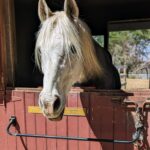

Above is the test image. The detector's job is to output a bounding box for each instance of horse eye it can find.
[70,45,76,54]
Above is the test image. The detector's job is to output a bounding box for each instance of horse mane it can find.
[35,12,102,81]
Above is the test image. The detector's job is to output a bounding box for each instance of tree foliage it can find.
[93,35,104,47]
[109,30,150,73]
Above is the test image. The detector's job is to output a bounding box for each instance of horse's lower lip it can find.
[48,109,64,121]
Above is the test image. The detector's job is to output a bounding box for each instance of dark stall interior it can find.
[14,0,150,87]
[14,0,41,87]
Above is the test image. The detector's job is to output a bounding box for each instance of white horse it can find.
[35,0,121,120]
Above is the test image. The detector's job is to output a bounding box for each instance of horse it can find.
[35,0,121,120]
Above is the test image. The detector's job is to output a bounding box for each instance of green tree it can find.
[109,30,150,74]
[93,35,104,47]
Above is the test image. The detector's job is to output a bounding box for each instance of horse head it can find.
[35,0,101,120]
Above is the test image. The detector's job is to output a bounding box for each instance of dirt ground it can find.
[122,78,150,89]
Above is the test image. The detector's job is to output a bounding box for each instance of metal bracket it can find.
[7,116,142,144]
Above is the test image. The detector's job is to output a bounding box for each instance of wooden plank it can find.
[99,96,114,150]
[0,0,16,88]
[33,92,57,150]
[68,93,78,150]
[13,91,27,150]
[3,0,16,86]
[6,101,16,150]
[0,31,4,91]
[89,93,103,150]
[46,118,57,150]
[78,92,90,150]
[0,0,6,91]
[28,106,86,116]
[25,92,36,150]
[113,98,126,150]
[90,93,114,150]
[35,93,47,150]
[0,105,8,150]
[56,116,67,150]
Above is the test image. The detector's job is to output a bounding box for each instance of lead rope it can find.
[133,106,144,149]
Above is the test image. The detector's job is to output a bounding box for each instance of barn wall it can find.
[0,89,149,150]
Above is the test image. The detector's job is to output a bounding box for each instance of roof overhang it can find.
[16,0,150,34]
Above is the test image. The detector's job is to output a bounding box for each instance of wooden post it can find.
[0,0,7,104]
[5,0,16,87]
[0,0,6,90]
[0,0,16,87]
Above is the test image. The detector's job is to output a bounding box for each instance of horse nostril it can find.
[54,96,61,112]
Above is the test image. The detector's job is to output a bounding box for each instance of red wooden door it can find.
[0,89,149,150]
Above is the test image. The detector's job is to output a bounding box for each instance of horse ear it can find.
[64,0,79,18]
[38,0,53,22]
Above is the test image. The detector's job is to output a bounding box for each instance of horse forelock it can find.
[35,12,102,78]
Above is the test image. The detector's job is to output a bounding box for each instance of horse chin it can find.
[47,109,65,121]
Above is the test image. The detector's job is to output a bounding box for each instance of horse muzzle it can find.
[39,95,65,120]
